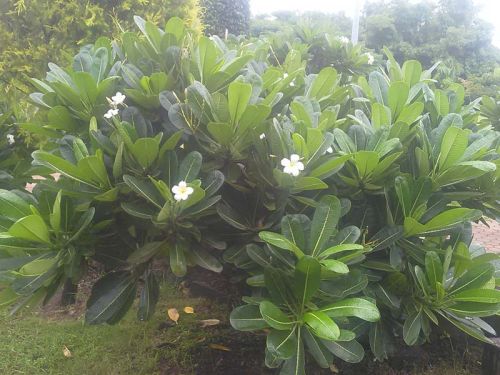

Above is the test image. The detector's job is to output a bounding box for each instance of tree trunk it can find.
[60,278,77,306]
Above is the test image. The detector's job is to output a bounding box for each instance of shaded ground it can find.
[0,268,489,375]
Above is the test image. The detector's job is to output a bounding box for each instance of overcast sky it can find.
[251,0,500,48]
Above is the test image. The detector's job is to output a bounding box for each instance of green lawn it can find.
[0,283,482,375]
[0,285,226,375]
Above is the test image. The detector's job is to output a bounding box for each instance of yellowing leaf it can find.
[209,343,231,351]
[63,345,72,358]
[168,308,180,323]
[183,306,194,314]
[200,319,220,327]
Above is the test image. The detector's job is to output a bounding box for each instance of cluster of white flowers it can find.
[338,36,350,44]
[172,181,194,201]
[6,134,15,145]
[281,154,304,177]
[104,92,126,119]
[365,53,375,65]
[259,133,266,140]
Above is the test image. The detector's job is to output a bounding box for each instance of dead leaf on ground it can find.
[63,345,72,358]
[209,343,231,351]
[183,306,194,314]
[167,308,180,323]
[200,319,220,327]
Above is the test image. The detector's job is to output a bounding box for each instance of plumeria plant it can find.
[0,15,499,374]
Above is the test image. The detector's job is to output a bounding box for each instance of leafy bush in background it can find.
[0,15,500,374]
[0,0,201,103]
[200,0,250,36]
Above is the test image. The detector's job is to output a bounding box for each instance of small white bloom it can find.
[326,147,333,154]
[111,92,126,106]
[365,53,374,65]
[283,73,289,79]
[6,134,15,145]
[259,133,266,140]
[338,36,349,44]
[281,154,304,177]
[289,80,295,87]
[104,108,119,119]
[172,181,194,201]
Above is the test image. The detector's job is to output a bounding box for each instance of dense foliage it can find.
[1,15,500,374]
[201,0,250,36]
[0,0,201,103]
[252,0,500,99]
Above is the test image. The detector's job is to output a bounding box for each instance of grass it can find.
[0,284,228,375]
[0,280,484,375]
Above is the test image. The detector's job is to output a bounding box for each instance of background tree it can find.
[200,0,250,36]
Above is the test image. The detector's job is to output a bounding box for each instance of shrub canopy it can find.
[0,15,500,374]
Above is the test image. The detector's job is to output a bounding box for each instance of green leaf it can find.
[450,289,500,303]
[259,231,304,258]
[259,301,295,330]
[228,80,252,125]
[403,309,422,345]
[85,271,137,325]
[127,241,165,265]
[9,215,51,244]
[292,177,327,192]
[309,155,351,179]
[294,256,321,306]
[178,151,202,182]
[230,304,268,331]
[425,251,443,289]
[307,67,338,101]
[353,151,379,179]
[267,328,297,359]
[0,190,32,221]
[302,327,332,368]
[450,264,494,295]
[388,81,409,117]
[123,175,164,209]
[371,102,392,128]
[309,196,341,256]
[207,122,233,145]
[402,60,422,86]
[304,310,340,340]
[170,241,187,277]
[321,259,349,274]
[49,191,62,234]
[447,302,500,317]
[319,244,364,259]
[320,298,380,322]
[321,339,364,363]
[190,248,223,273]
[130,138,160,169]
[137,271,160,321]
[438,126,469,170]
[279,327,305,375]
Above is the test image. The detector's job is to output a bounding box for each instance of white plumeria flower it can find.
[281,154,304,177]
[326,147,333,154]
[289,80,296,87]
[338,36,349,44]
[365,53,374,65]
[111,92,126,106]
[259,133,266,139]
[283,73,289,79]
[6,134,15,145]
[172,181,194,201]
[104,108,119,119]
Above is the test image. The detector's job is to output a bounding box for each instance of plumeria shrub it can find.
[1,16,500,374]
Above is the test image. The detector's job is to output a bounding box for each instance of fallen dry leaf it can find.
[183,306,194,314]
[63,345,72,358]
[167,308,180,323]
[209,343,230,351]
[200,319,220,327]
[329,363,339,373]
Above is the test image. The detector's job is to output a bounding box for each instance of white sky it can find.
[251,0,500,48]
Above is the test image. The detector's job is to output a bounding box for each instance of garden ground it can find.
[0,265,491,375]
